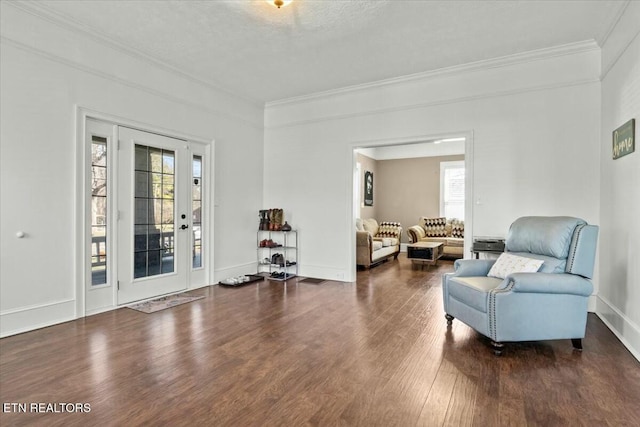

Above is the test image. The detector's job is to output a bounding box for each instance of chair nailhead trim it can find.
[567,224,585,273]
[488,280,515,340]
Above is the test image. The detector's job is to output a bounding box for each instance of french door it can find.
[85,117,209,311]
[117,127,190,304]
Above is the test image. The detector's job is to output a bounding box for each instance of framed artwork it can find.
[613,118,635,160]
[364,171,373,206]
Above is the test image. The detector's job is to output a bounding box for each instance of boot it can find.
[268,209,275,230]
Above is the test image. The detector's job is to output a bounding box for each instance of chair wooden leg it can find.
[491,341,504,356]
[445,314,454,325]
[572,338,583,351]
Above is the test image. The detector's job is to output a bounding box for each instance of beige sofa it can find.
[356,218,403,268]
[407,217,464,259]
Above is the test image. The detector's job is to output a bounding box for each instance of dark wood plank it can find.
[1,255,639,426]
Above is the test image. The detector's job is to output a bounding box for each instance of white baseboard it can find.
[0,299,76,338]
[85,305,118,317]
[595,295,640,362]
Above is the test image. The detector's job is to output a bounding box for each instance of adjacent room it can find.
[354,138,467,269]
[1,1,639,425]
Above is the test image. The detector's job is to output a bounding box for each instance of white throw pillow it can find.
[487,253,544,279]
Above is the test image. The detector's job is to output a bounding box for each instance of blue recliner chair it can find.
[442,216,598,355]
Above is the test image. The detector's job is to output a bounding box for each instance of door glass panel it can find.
[163,152,175,174]
[134,171,149,197]
[150,148,162,172]
[91,136,108,285]
[134,144,175,278]
[192,155,202,268]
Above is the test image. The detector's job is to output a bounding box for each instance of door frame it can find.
[347,131,474,282]
[75,106,215,317]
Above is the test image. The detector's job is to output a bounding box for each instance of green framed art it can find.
[612,118,635,160]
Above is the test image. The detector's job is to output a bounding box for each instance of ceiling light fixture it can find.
[267,0,293,8]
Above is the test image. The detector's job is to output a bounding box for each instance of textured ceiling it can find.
[33,0,626,103]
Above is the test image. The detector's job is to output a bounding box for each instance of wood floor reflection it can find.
[1,254,639,426]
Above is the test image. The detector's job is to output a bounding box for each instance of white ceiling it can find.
[357,139,466,161]
[31,0,627,104]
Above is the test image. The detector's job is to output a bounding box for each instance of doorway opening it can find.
[350,133,473,279]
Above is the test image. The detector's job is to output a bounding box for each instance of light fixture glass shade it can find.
[266,0,293,8]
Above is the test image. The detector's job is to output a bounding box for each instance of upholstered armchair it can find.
[442,216,598,355]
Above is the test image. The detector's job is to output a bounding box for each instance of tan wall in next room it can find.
[376,155,465,243]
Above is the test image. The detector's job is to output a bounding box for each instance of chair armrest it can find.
[453,259,496,277]
[407,225,425,243]
[356,230,372,247]
[505,273,593,297]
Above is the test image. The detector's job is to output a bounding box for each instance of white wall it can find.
[264,43,601,284]
[598,2,640,360]
[0,3,264,336]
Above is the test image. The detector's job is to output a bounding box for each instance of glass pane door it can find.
[117,127,189,304]
[134,145,176,278]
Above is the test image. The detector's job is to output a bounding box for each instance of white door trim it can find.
[75,106,215,317]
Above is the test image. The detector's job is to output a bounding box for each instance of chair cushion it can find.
[506,216,586,259]
[362,218,379,236]
[372,241,383,251]
[377,221,402,238]
[487,253,544,279]
[450,219,464,238]
[421,217,447,237]
[373,237,399,246]
[445,238,464,247]
[425,237,447,244]
[448,276,503,313]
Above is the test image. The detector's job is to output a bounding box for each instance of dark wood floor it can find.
[1,255,639,426]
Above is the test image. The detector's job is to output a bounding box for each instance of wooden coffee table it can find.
[407,242,444,269]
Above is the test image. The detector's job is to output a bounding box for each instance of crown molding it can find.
[5,0,264,108]
[0,35,263,130]
[596,0,630,49]
[600,1,640,80]
[266,40,600,109]
[266,77,600,130]
[601,27,640,80]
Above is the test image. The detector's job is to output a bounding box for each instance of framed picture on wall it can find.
[364,171,373,206]
[612,118,635,160]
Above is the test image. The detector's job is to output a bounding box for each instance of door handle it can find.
[180,224,189,230]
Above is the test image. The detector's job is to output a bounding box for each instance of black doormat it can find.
[299,277,326,284]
